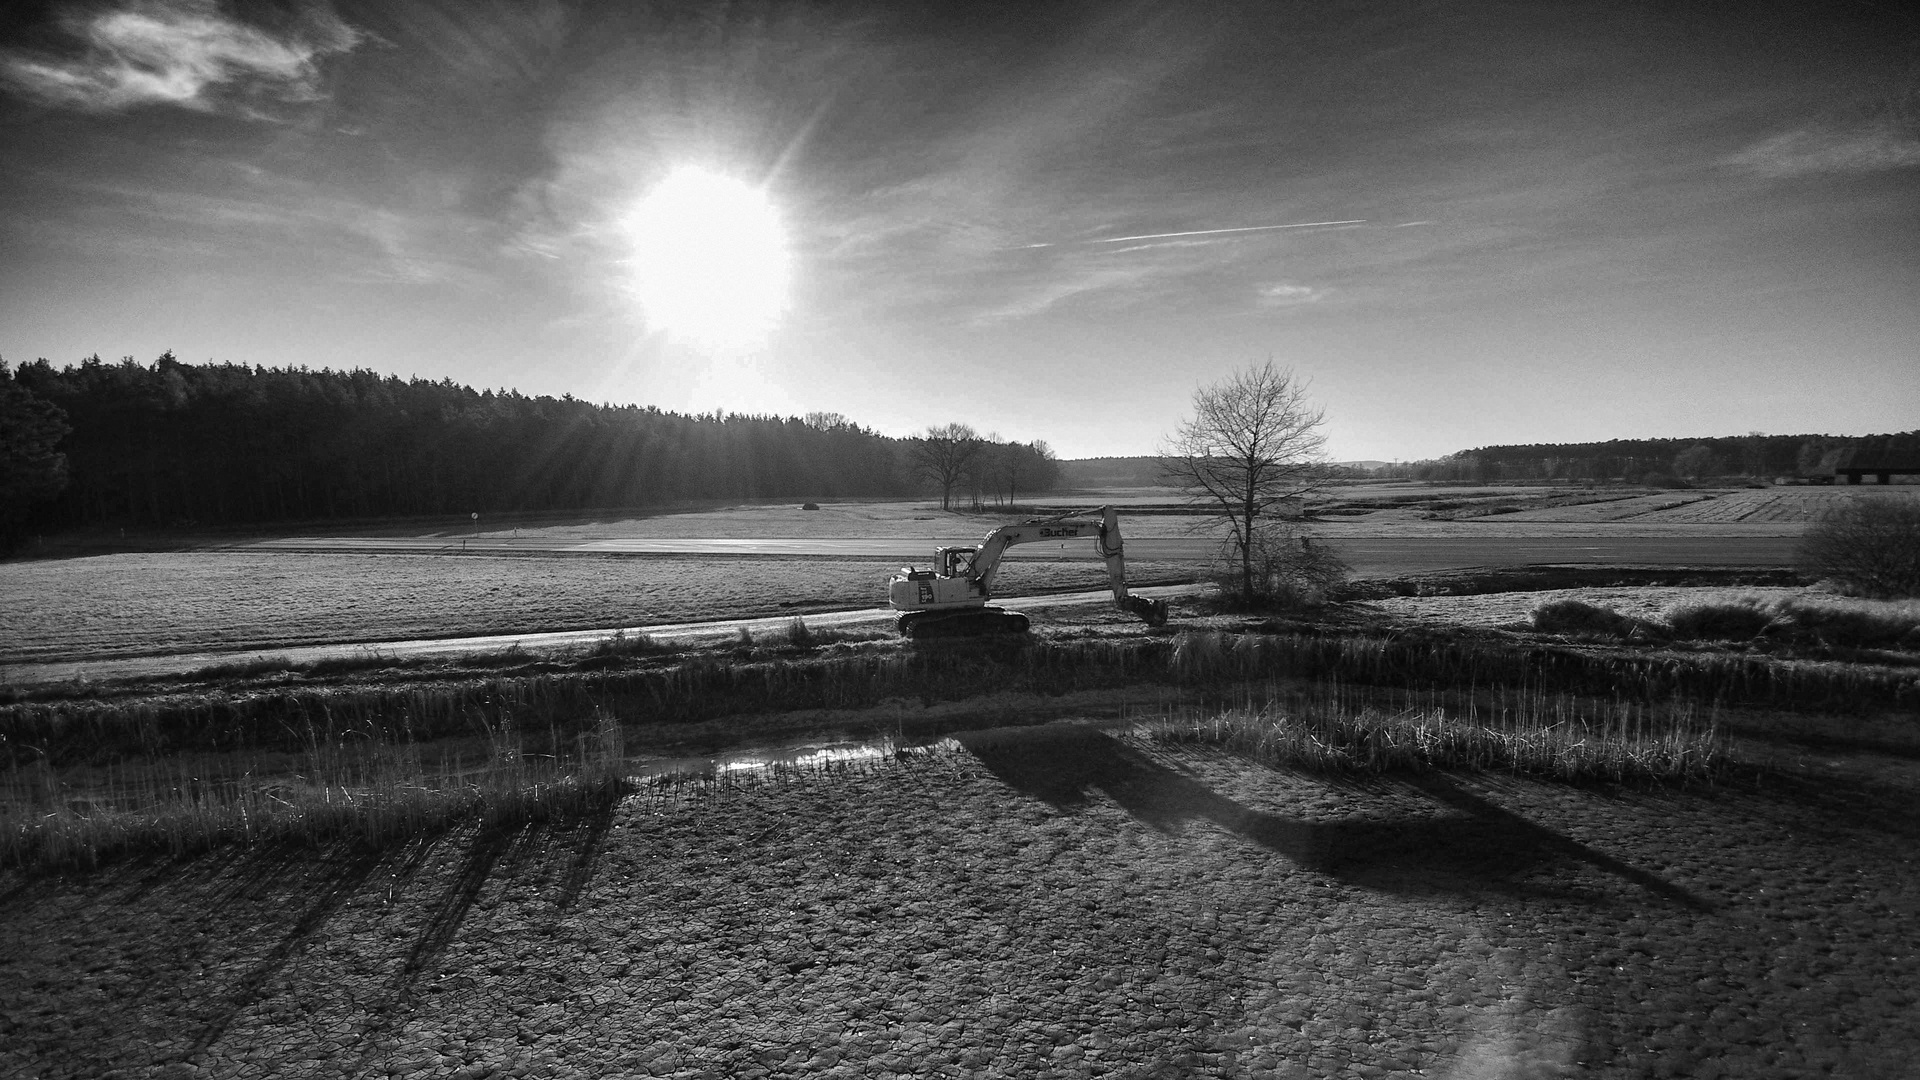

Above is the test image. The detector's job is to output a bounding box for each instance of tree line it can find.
[907,422,1061,511]
[0,354,1056,545]
[1372,433,1895,485]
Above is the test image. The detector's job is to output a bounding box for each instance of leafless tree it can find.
[1797,497,1920,598]
[911,422,985,510]
[1161,361,1330,602]
[992,439,1058,507]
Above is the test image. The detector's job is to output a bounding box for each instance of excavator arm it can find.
[910,505,1168,627]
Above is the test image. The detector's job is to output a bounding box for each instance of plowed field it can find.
[4,727,1916,1079]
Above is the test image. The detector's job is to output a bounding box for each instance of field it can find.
[5,723,1917,1079]
[1489,488,1887,526]
[14,486,1914,674]
[0,552,1190,667]
[5,486,1919,1078]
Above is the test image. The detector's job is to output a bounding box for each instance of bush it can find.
[1665,597,1778,642]
[1663,590,1920,649]
[1797,497,1920,598]
[1785,599,1920,648]
[1531,599,1650,638]
[1211,523,1351,610]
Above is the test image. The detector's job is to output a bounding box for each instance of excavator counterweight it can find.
[887,506,1168,638]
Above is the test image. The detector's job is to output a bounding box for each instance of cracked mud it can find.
[4,727,1917,1079]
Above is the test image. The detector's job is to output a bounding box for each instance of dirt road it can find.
[0,584,1207,686]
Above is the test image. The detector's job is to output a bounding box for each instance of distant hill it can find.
[1062,435,1920,488]
[1398,431,1920,483]
[1060,456,1388,487]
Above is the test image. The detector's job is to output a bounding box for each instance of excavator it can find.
[888,505,1170,638]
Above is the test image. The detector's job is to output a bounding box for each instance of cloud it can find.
[0,0,362,115]
[1257,282,1329,306]
[1726,123,1920,178]
[1028,219,1367,249]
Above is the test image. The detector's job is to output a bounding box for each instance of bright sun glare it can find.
[622,167,791,350]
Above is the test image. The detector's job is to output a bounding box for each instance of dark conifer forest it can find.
[4,353,919,537]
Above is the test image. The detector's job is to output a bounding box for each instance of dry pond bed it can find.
[5,721,1917,1079]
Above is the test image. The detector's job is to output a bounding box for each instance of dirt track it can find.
[5,725,1916,1079]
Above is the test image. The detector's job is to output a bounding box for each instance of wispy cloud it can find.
[0,0,362,115]
[1726,123,1920,178]
[1026,219,1366,249]
[1256,282,1330,306]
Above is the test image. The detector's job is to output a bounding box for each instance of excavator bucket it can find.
[1122,595,1169,627]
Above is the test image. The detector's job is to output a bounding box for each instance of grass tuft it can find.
[1663,591,1920,648]
[1531,599,1659,639]
[2,711,632,871]
[1146,689,1723,782]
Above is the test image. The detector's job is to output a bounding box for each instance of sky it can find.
[1,0,1916,462]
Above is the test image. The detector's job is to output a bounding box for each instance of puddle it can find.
[4,705,1164,815]
[625,716,1149,783]
[628,736,945,782]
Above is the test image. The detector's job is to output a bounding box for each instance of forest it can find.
[0,354,1054,544]
[1392,434,1890,484]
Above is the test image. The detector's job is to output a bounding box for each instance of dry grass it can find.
[1664,591,1920,647]
[2,713,631,870]
[1366,585,1805,629]
[1146,689,1722,782]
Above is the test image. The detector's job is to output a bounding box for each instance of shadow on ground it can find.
[0,791,625,1078]
[957,724,1708,910]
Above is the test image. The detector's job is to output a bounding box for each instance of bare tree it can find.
[911,422,985,510]
[992,439,1058,507]
[1797,497,1920,598]
[1161,361,1330,602]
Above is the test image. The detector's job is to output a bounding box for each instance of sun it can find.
[620,167,791,350]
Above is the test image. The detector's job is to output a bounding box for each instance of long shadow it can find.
[958,726,1709,910]
[384,791,622,1003]
[388,823,528,994]
[1725,767,1920,843]
[185,838,405,1056]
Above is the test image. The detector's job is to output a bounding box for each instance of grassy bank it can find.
[5,628,1911,768]
[4,693,1727,871]
[2,712,631,869]
[6,618,1905,870]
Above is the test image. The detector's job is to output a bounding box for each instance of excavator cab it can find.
[940,547,977,577]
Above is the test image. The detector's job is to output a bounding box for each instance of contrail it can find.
[1025,219,1366,249]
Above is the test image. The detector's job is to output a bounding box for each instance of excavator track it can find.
[897,607,1031,639]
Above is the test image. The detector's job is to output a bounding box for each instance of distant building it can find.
[1830,434,1920,485]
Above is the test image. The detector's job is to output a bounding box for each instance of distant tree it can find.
[987,439,1059,506]
[910,423,985,510]
[1161,361,1331,603]
[1795,439,1839,479]
[1740,431,1769,477]
[0,361,71,548]
[1673,444,1722,480]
